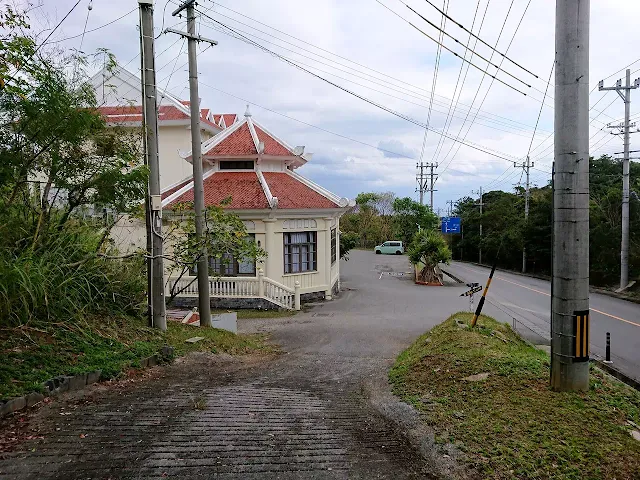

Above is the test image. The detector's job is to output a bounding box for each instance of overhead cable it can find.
[421,0,538,78]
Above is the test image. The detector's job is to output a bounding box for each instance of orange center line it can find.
[452,263,640,328]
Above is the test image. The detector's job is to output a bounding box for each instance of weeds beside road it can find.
[1,315,278,400]
[390,312,640,480]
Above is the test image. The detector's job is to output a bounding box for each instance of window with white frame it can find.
[331,228,337,264]
[284,232,317,273]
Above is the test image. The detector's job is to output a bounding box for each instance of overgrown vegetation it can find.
[0,8,147,327]
[390,313,640,479]
[0,316,274,400]
[451,155,640,286]
[341,192,438,248]
[0,7,272,399]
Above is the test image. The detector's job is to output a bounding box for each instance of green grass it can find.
[390,312,640,480]
[1,315,276,400]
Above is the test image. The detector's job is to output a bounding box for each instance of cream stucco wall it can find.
[111,211,344,299]
[157,125,196,189]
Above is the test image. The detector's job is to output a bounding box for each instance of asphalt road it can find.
[445,261,640,382]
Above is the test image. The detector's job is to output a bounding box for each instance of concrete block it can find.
[0,396,26,416]
[211,312,237,333]
[25,392,45,407]
[140,357,149,368]
[68,374,87,391]
[86,370,102,385]
[160,346,175,357]
[52,376,71,394]
[185,336,205,344]
[146,355,158,367]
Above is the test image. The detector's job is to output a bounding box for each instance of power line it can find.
[432,0,488,167]
[199,15,548,140]
[198,0,553,134]
[421,0,538,79]
[200,13,524,164]
[3,0,83,87]
[438,0,520,175]
[49,7,136,44]
[418,0,448,166]
[403,1,532,88]
[375,0,527,96]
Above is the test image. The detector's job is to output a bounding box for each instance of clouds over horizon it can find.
[35,0,640,210]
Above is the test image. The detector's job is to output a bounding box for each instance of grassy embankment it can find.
[390,312,640,480]
[1,309,291,400]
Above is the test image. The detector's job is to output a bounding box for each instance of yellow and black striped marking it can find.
[574,310,590,361]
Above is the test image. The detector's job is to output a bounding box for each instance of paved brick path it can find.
[0,252,466,479]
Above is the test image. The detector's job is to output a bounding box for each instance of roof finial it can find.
[244,104,252,118]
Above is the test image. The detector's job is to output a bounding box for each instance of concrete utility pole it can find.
[599,69,639,290]
[139,0,166,330]
[416,162,437,209]
[514,156,533,273]
[168,0,218,327]
[551,0,590,392]
[446,199,454,216]
[472,187,484,264]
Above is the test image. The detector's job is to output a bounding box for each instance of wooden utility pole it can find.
[168,0,217,327]
[551,0,590,391]
[139,0,166,330]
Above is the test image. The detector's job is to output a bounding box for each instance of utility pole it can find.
[139,0,166,330]
[168,1,218,327]
[446,200,454,216]
[551,0,590,391]
[599,69,639,290]
[514,156,532,273]
[416,162,438,209]
[472,187,484,264]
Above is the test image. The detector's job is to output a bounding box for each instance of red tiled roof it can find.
[263,172,339,209]
[207,123,258,156]
[97,105,220,131]
[168,172,270,209]
[254,125,293,156]
[161,177,193,200]
[213,114,222,126]
[222,114,236,126]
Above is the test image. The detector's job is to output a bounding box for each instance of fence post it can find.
[258,269,265,298]
[605,332,612,363]
[294,281,301,311]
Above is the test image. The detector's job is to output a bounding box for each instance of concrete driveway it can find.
[1,250,470,480]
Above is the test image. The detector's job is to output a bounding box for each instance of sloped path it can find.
[0,251,468,479]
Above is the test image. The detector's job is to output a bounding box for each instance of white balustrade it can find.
[166,272,300,310]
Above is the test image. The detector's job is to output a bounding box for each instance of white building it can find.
[95,68,352,309]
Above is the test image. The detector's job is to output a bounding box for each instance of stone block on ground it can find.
[68,374,87,391]
[211,312,237,333]
[185,336,205,344]
[146,355,158,367]
[161,346,175,357]
[25,392,45,407]
[86,370,102,385]
[1,396,26,416]
[53,376,71,394]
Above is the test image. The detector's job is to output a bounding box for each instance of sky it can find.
[28,0,640,214]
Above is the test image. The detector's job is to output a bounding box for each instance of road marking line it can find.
[379,272,383,280]
[452,263,640,328]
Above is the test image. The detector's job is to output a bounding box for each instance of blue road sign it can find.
[441,216,461,234]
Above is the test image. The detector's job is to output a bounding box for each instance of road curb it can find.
[593,359,640,392]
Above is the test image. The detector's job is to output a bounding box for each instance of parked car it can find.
[374,241,404,255]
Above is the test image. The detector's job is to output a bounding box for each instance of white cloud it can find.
[35,0,640,209]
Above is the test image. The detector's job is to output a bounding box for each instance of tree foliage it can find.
[450,155,640,286]
[0,7,147,326]
[341,192,438,248]
[408,230,451,284]
[339,232,359,261]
